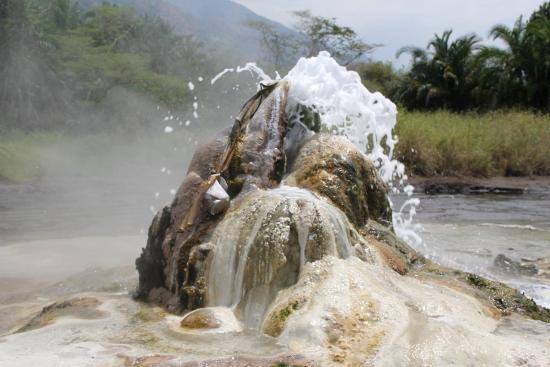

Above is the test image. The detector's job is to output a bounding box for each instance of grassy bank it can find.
[0,129,201,183]
[395,111,550,177]
[0,132,63,182]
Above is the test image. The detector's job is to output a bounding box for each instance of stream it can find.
[395,184,550,308]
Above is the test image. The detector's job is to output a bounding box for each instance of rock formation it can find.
[135,81,550,354]
[136,81,291,313]
[135,81,395,315]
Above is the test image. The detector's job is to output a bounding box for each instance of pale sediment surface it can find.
[0,292,294,366]
[274,256,550,365]
[0,234,294,366]
[1,236,549,366]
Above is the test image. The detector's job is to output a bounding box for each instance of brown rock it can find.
[180,309,221,329]
[287,134,392,228]
[135,82,291,314]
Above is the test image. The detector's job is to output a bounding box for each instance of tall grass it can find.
[1,111,549,182]
[395,111,550,177]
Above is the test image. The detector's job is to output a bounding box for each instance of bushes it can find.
[395,111,550,177]
[55,34,189,106]
[0,0,209,133]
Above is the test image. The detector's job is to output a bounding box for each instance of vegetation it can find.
[249,10,375,70]
[0,0,211,132]
[350,3,550,178]
[350,61,398,97]
[395,110,550,177]
[390,2,549,111]
[394,31,481,111]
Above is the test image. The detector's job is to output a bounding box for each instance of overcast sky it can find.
[233,0,544,67]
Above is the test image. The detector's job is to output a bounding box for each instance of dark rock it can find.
[225,81,290,192]
[417,177,527,195]
[284,120,314,171]
[135,82,291,313]
[423,180,471,195]
[493,254,538,276]
[186,130,230,180]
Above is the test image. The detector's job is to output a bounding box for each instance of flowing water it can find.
[394,183,550,308]
[207,186,364,328]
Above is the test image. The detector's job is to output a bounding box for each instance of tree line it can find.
[252,3,550,112]
[394,2,549,111]
[1,0,548,134]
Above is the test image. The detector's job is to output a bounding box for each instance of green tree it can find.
[526,2,550,109]
[51,0,80,30]
[247,10,376,71]
[292,10,375,65]
[395,30,481,110]
[138,15,207,77]
[454,2,548,111]
[83,3,141,51]
[477,17,531,108]
[247,20,298,71]
[351,61,400,96]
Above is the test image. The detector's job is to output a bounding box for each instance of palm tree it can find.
[525,2,550,110]
[396,30,481,110]
[476,3,549,110]
[477,17,530,108]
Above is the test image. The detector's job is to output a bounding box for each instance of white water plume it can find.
[283,52,401,184]
[210,51,423,247]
